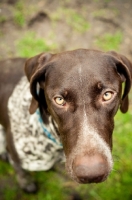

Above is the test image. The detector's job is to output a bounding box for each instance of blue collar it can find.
[36,110,62,146]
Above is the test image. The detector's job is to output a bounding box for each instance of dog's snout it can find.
[73,154,108,184]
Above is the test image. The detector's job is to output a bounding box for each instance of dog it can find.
[0,49,132,193]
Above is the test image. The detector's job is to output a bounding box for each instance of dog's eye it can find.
[103,92,113,101]
[54,97,66,106]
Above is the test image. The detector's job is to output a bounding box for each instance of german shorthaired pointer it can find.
[0,49,132,193]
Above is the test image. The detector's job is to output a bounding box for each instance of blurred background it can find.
[0,0,132,199]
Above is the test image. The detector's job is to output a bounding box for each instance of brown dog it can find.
[0,49,132,192]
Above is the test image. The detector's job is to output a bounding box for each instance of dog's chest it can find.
[8,77,64,171]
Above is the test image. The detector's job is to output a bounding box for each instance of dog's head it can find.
[25,49,132,184]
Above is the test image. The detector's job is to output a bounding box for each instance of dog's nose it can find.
[73,154,108,183]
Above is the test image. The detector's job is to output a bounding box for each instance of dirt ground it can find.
[0,0,132,60]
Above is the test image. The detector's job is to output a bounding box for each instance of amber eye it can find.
[103,92,113,101]
[54,96,65,106]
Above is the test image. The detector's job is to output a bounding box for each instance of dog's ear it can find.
[107,51,132,113]
[24,53,52,117]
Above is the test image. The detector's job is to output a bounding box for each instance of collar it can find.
[36,109,62,146]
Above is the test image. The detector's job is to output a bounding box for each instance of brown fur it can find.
[25,49,132,184]
[0,49,132,192]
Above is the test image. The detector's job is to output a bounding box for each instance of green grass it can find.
[16,32,57,57]
[0,162,69,200]
[0,16,7,24]
[95,31,123,51]
[13,0,36,27]
[13,1,26,27]
[51,8,90,33]
[93,8,119,18]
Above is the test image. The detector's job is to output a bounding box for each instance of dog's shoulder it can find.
[8,76,64,171]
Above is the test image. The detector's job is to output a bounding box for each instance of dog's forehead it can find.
[51,49,114,74]
[53,49,108,66]
[48,50,116,82]
[45,50,119,94]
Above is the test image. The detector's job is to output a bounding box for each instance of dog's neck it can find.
[36,109,62,146]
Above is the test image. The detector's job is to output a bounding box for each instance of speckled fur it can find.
[0,76,64,171]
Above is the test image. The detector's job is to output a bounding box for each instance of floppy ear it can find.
[107,51,132,113]
[24,53,52,120]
